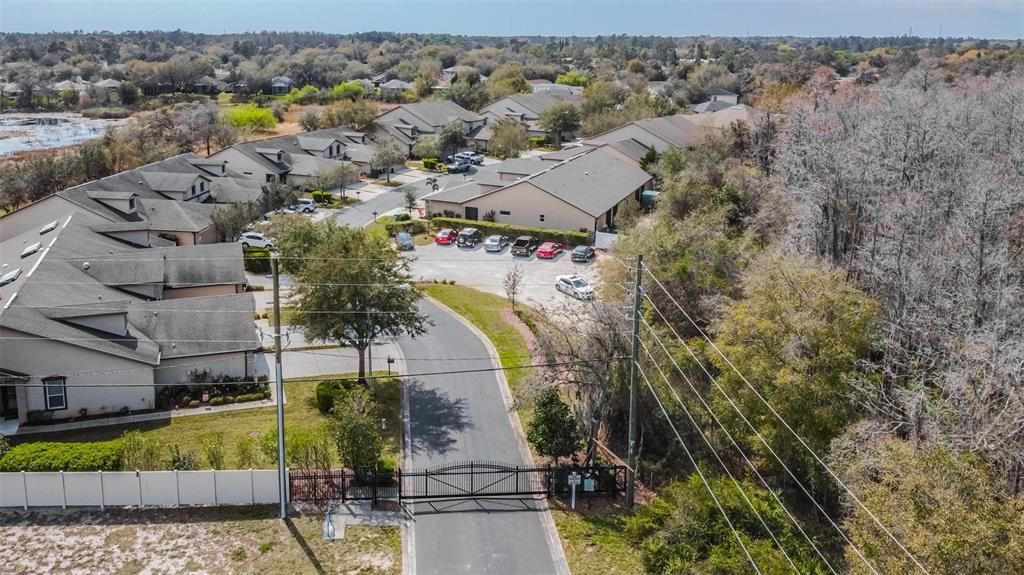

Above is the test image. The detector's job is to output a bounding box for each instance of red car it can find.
[535,241,564,259]
[434,228,458,245]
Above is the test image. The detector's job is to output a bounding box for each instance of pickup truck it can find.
[510,235,539,257]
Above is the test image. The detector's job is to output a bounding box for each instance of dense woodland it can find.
[2,30,1024,573]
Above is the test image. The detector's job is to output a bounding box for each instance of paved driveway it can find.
[399,300,566,575]
[407,242,602,307]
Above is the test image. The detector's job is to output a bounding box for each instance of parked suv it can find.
[457,228,483,247]
[447,152,485,165]
[288,198,317,213]
[446,162,471,174]
[510,235,539,257]
[239,232,273,249]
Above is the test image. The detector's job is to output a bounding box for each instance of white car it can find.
[555,274,595,300]
[239,232,273,249]
[288,198,317,213]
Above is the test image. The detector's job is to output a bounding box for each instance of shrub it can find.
[0,441,122,471]
[201,432,226,469]
[428,217,591,247]
[243,247,271,274]
[235,436,261,468]
[0,434,8,460]
[166,444,200,470]
[187,400,201,408]
[315,378,355,414]
[225,103,277,130]
[311,190,332,204]
[121,431,162,470]
[209,396,227,406]
[385,220,428,237]
[422,158,438,170]
[392,212,411,222]
[528,136,547,148]
[377,455,397,473]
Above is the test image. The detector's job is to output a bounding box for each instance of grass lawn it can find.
[13,372,402,470]
[0,506,400,574]
[371,179,402,187]
[418,284,535,398]
[266,305,297,326]
[550,506,644,575]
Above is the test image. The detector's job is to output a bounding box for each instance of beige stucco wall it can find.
[155,352,253,386]
[163,284,241,300]
[0,327,155,423]
[431,181,597,232]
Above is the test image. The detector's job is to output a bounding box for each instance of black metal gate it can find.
[401,460,550,500]
[289,462,626,506]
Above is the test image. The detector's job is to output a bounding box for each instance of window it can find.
[265,174,274,183]
[0,268,22,287]
[43,377,67,411]
[499,210,511,216]
[539,214,545,222]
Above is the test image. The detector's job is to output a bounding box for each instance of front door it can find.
[465,206,478,221]
[1,386,17,420]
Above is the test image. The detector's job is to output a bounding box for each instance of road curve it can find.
[398,298,564,575]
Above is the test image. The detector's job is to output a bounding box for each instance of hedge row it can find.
[427,217,592,246]
[0,441,122,472]
[384,220,429,236]
[316,378,359,414]
[244,247,271,274]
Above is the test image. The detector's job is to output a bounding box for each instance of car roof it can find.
[438,228,454,233]
[573,245,590,251]
[397,232,412,238]
[540,241,560,246]
[459,228,479,233]
[515,235,534,240]
[485,234,504,239]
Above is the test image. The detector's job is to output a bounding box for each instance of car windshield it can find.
[571,279,588,288]
[439,229,453,235]
[573,246,587,253]
[460,229,477,236]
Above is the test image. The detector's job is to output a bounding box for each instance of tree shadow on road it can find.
[406,379,471,457]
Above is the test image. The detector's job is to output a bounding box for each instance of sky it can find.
[1,0,1022,39]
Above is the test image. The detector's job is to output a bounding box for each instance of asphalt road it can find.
[334,172,467,228]
[398,299,562,575]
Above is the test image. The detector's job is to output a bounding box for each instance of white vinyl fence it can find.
[0,469,283,509]
[594,231,620,250]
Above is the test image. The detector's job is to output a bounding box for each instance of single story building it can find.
[373,101,485,156]
[424,147,652,232]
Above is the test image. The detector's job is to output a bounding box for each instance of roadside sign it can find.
[583,478,595,492]
[568,472,581,510]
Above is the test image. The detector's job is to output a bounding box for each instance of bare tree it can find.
[503,263,524,312]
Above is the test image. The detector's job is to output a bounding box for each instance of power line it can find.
[640,263,928,575]
[638,318,841,575]
[635,359,764,575]
[0,357,625,388]
[637,337,803,574]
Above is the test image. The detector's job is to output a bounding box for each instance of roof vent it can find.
[20,242,42,258]
[39,220,59,235]
[0,268,22,287]
[82,262,91,270]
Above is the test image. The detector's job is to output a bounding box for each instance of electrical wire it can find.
[635,359,763,575]
[0,357,625,388]
[641,263,927,574]
[638,318,840,575]
[641,293,881,574]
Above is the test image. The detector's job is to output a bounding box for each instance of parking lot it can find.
[407,241,604,307]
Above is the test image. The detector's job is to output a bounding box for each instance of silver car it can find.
[483,234,510,252]
[556,274,595,300]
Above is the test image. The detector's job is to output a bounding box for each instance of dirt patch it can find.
[0,506,400,575]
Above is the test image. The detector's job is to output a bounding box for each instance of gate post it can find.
[547,464,553,495]
[515,465,519,494]
[470,461,474,494]
[397,469,402,502]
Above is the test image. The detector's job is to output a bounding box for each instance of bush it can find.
[528,137,547,148]
[0,434,8,460]
[121,431,162,470]
[243,247,271,274]
[384,220,428,237]
[392,212,411,222]
[377,455,397,473]
[422,158,438,170]
[225,103,277,130]
[315,378,356,414]
[311,190,332,204]
[0,441,122,471]
[236,436,261,468]
[166,444,200,470]
[187,400,201,408]
[428,217,591,247]
[209,396,227,406]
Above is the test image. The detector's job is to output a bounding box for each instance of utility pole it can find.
[626,254,642,508]
[271,255,287,519]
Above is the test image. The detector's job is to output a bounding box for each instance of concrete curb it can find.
[393,340,417,575]
[422,295,572,575]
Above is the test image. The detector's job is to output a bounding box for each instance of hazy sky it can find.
[1,0,1022,38]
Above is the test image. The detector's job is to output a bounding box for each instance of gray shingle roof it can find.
[590,114,704,152]
[426,148,650,217]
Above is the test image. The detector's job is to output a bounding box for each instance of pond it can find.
[0,113,126,157]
